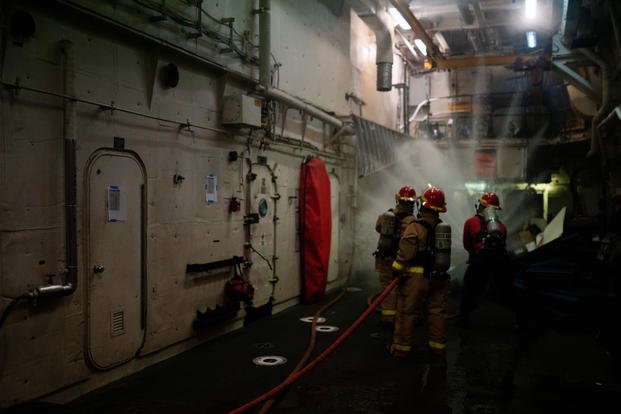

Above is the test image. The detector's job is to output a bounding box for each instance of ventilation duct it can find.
[350,1,394,91]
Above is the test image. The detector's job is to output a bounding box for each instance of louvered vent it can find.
[111,310,125,336]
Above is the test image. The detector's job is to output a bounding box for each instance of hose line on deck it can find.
[227,276,401,414]
[258,263,354,414]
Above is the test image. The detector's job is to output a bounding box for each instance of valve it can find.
[229,197,241,212]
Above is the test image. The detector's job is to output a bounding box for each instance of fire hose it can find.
[227,276,401,414]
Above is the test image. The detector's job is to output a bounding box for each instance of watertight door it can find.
[87,151,145,369]
[247,166,275,307]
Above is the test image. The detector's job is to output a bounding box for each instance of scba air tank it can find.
[377,210,397,255]
[434,222,451,272]
[482,206,501,235]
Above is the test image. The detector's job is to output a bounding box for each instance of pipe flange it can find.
[315,325,339,333]
[300,316,326,324]
[253,355,287,366]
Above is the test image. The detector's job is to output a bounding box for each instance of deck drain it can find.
[253,355,287,366]
[300,316,326,323]
[346,287,362,292]
[315,325,339,333]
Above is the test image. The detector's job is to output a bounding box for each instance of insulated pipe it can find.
[408,97,437,123]
[257,85,343,128]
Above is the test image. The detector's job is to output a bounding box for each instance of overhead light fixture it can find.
[414,38,427,56]
[388,7,410,30]
[526,31,537,48]
[525,0,537,20]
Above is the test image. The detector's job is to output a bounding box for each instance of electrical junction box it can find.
[221,94,262,127]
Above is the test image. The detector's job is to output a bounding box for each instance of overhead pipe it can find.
[258,85,343,128]
[257,0,342,128]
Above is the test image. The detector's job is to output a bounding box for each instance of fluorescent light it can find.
[388,7,410,30]
[526,31,537,48]
[414,38,427,56]
[525,0,537,20]
[465,182,487,192]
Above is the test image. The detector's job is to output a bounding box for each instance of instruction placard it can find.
[205,174,217,205]
[107,185,127,222]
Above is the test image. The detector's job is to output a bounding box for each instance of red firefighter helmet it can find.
[479,192,501,210]
[396,185,416,202]
[421,187,447,212]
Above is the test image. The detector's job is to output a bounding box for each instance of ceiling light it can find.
[414,38,427,56]
[525,0,537,20]
[388,7,410,30]
[526,31,537,48]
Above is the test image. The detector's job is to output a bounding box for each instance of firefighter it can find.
[388,186,450,359]
[457,192,510,328]
[374,186,417,327]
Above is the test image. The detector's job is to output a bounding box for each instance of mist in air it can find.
[353,135,548,288]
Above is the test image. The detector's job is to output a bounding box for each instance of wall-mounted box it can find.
[221,94,262,127]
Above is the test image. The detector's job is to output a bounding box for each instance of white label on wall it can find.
[107,185,127,222]
[205,174,217,205]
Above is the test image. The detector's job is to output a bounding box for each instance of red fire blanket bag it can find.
[299,156,332,303]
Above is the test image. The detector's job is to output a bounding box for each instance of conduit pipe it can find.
[27,40,78,299]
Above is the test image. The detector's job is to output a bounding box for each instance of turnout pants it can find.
[376,256,397,324]
[392,270,450,355]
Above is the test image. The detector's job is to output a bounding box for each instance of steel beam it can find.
[435,54,541,69]
[551,60,600,102]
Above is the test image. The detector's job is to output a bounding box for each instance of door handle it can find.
[93,265,105,274]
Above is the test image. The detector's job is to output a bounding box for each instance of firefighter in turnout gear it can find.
[457,192,510,328]
[374,186,417,327]
[388,186,451,359]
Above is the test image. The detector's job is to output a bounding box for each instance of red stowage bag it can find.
[299,157,332,303]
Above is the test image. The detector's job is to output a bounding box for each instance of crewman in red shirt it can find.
[457,192,510,328]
